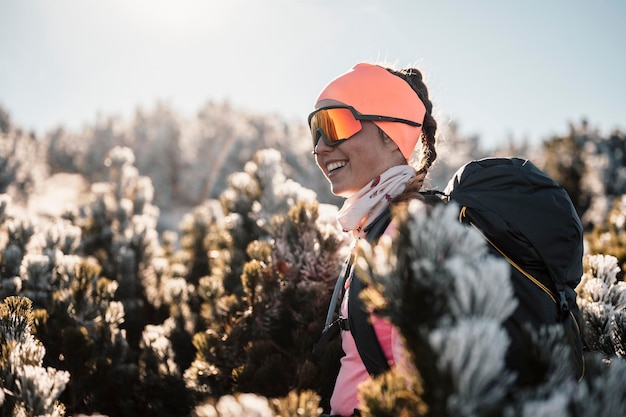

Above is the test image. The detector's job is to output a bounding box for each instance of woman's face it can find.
[314,100,406,198]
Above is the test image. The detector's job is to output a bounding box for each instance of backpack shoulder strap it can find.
[348,269,390,376]
[347,208,393,376]
[349,195,444,376]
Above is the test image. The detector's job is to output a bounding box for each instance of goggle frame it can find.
[308,105,422,149]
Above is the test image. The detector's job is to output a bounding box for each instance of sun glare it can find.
[110,0,236,37]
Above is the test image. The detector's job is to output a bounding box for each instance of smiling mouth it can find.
[327,161,347,174]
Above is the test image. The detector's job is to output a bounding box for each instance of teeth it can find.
[327,161,347,172]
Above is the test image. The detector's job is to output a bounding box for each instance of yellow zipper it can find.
[460,205,585,380]
[470,222,557,302]
[460,206,555,300]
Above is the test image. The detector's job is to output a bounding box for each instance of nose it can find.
[313,129,332,155]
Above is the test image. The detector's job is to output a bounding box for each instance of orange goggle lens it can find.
[308,107,363,148]
[307,105,422,150]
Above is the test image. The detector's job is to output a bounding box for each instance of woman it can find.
[309,62,437,417]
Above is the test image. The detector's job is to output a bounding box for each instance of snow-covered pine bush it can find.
[576,254,626,358]
[0,193,137,416]
[355,200,517,417]
[192,390,324,417]
[130,104,183,209]
[65,146,164,345]
[539,123,626,229]
[33,254,140,417]
[0,296,70,417]
[211,148,318,295]
[530,254,626,417]
[0,124,48,204]
[586,195,626,279]
[46,127,86,174]
[185,199,342,408]
[538,129,587,216]
[0,194,36,287]
[184,149,344,408]
[354,199,626,417]
[41,101,334,211]
[48,145,199,416]
[138,318,194,416]
[177,200,226,289]
[1,145,192,416]
[177,102,332,206]
[0,105,10,134]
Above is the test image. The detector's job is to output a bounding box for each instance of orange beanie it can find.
[315,63,425,161]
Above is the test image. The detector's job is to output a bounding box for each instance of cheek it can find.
[314,156,324,172]
[315,157,331,180]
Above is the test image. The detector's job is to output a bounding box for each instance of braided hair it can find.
[385,66,438,204]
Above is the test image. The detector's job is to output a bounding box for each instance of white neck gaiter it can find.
[337,165,415,237]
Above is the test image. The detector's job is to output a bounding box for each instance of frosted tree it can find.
[539,123,626,227]
[0,194,36,287]
[192,390,322,417]
[41,100,336,214]
[0,105,10,134]
[0,125,48,204]
[138,318,194,416]
[526,254,626,417]
[46,127,89,175]
[350,199,626,417]
[355,201,517,417]
[0,193,137,415]
[177,101,260,205]
[576,254,626,358]
[0,190,135,416]
[28,145,188,416]
[178,102,326,205]
[215,148,317,293]
[130,103,184,209]
[34,256,137,416]
[0,296,70,417]
[66,146,164,348]
[587,196,626,279]
[184,149,344,407]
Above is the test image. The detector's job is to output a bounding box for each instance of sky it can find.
[1,0,624,149]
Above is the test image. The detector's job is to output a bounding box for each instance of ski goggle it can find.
[307,105,422,149]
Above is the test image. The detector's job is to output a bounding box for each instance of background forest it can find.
[1,101,626,417]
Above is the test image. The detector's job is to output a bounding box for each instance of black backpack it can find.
[315,157,585,382]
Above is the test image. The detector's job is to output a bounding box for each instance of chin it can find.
[330,179,359,198]
[330,187,344,197]
[331,188,352,199]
